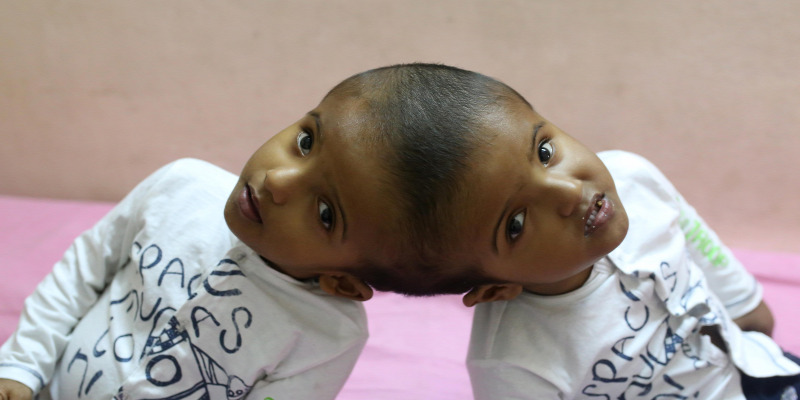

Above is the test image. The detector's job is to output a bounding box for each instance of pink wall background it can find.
[1,1,798,253]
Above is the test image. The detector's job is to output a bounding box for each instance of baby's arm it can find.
[0,162,178,394]
[671,183,771,334]
[0,207,137,392]
[631,153,768,333]
[732,300,774,336]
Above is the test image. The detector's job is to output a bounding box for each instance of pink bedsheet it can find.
[1,195,797,399]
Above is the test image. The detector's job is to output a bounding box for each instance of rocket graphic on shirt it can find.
[115,317,252,400]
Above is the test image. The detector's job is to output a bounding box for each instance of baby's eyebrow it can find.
[309,111,322,137]
[492,202,506,255]
[526,122,546,162]
[333,186,348,241]
[491,183,524,255]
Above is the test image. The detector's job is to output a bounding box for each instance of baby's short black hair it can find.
[329,63,529,296]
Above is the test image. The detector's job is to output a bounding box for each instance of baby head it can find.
[225,63,526,299]
[225,62,629,301]
[396,75,631,304]
[452,100,631,305]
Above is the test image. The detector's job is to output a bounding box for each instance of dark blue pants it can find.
[741,352,800,400]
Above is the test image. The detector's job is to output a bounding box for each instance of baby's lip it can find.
[583,193,614,236]
[238,183,263,223]
[583,193,603,219]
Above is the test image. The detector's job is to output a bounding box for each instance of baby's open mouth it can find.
[584,194,612,236]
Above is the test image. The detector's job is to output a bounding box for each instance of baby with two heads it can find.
[1,64,798,399]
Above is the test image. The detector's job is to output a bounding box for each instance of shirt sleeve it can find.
[244,337,366,400]
[673,191,762,318]
[468,359,560,400]
[632,153,762,319]
[0,161,180,394]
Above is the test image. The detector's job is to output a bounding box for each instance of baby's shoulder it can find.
[598,150,658,172]
[133,158,237,200]
[126,158,237,222]
[598,150,672,188]
[151,158,235,187]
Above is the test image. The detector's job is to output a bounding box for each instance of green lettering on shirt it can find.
[678,205,729,268]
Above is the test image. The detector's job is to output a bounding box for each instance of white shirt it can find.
[467,151,800,399]
[0,159,368,400]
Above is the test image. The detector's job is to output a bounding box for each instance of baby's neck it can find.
[522,264,595,296]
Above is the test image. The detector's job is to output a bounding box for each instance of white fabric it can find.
[467,150,800,399]
[0,159,368,400]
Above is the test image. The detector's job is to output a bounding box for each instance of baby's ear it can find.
[318,273,374,302]
[462,284,523,307]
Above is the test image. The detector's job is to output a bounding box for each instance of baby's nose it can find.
[264,167,304,205]
[546,174,582,217]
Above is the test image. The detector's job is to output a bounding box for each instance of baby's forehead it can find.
[316,92,383,143]
[318,77,535,224]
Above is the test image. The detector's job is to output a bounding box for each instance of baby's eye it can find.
[297,131,313,156]
[507,211,525,241]
[538,140,554,166]
[318,200,334,231]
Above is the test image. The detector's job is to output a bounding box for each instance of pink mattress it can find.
[1,194,798,399]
